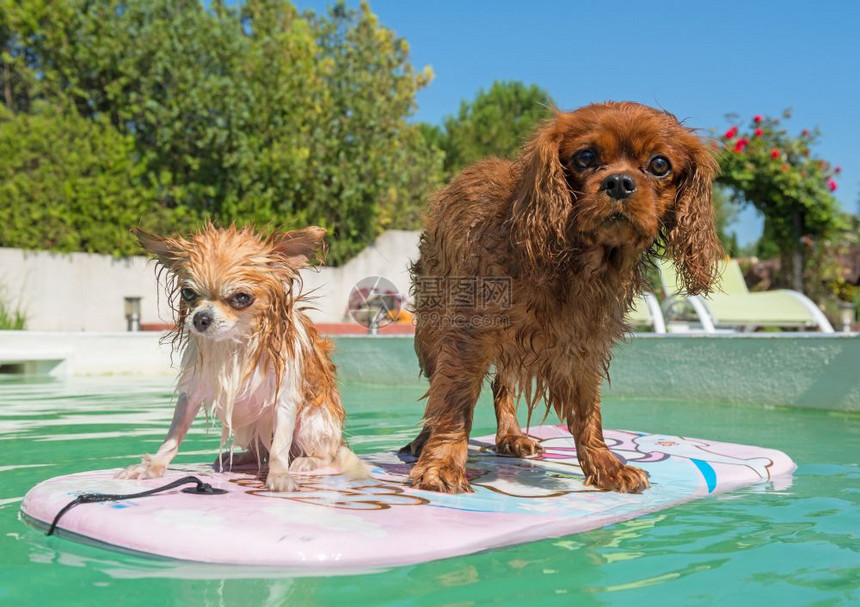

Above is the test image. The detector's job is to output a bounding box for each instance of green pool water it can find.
[1,375,858,606]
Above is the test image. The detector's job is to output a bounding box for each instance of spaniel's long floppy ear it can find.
[271,226,327,269]
[132,227,188,271]
[510,117,573,270]
[664,139,723,295]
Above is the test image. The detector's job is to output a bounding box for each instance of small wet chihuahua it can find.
[118,224,367,491]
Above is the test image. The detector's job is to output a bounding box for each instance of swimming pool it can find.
[1,370,858,605]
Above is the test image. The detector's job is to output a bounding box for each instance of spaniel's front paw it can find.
[596,464,650,493]
[582,450,650,493]
[409,455,473,494]
[495,433,544,458]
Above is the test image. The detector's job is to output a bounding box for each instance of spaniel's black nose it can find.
[601,173,637,200]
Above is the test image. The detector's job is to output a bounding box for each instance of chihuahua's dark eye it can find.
[571,148,599,171]
[180,287,197,303]
[228,292,254,310]
[647,155,671,177]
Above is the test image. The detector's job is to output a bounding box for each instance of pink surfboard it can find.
[21,425,795,569]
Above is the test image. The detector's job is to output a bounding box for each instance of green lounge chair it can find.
[626,293,667,333]
[658,258,834,333]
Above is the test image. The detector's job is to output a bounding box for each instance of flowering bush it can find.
[716,110,845,292]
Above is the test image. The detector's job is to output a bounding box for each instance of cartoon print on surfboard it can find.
[631,434,773,478]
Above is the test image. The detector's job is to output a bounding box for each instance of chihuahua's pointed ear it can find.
[272,226,327,268]
[132,227,187,270]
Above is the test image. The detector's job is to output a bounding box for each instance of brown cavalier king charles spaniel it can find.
[402,101,722,494]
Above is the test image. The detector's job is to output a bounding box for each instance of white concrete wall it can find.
[0,248,169,332]
[0,230,420,331]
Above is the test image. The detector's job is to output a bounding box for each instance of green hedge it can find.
[0,103,186,256]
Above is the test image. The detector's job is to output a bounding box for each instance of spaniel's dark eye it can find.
[180,287,197,303]
[228,292,254,310]
[647,155,671,177]
[572,148,599,171]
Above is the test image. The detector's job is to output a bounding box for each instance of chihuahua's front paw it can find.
[115,454,167,480]
[265,471,298,492]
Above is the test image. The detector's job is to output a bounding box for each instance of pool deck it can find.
[0,330,857,412]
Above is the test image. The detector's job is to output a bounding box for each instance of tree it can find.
[303,1,440,262]
[0,102,184,255]
[0,0,441,264]
[17,0,266,213]
[716,111,844,292]
[438,80,554,177]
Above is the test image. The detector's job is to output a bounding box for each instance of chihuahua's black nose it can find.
[193,311,213,332]
[602,173,637,200]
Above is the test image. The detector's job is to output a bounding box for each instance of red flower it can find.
[835,166,842,174]
[724,126,739,139]
[734,138,749,152]
[781,163,789,171]
[770,149,780,159]
[828,180,837,192]
[802,129,810,136]
[754,128,764,137]
[753,115,762,123]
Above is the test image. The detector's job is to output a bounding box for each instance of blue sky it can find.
[295,0,859,245]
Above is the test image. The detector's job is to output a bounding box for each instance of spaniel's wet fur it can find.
[403,102,722,494]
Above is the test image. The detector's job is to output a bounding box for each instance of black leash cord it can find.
[46,475,226,536]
